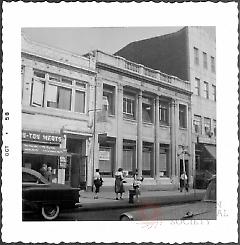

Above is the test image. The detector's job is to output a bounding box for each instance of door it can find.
[70,154,87,189]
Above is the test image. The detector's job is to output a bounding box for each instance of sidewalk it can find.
[76,189,206,211]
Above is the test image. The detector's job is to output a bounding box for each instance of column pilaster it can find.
[155,96,160,179]
[137,91,143,175]
[116,85,123,171]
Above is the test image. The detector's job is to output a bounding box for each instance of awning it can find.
[204,145,216,160]
[23,143,67,156]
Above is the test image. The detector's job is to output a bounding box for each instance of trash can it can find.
[129,189,136,203]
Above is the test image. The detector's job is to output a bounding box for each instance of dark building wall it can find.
[115,27,189,81]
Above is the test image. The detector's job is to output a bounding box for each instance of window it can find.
[179,104,187,128]
[203,81,209,99]
[159,101,169,125]
[194,78,200,96]
[31,70,87,113]
[204,117,211,136]
[193,115,202,134]
[47,85,72,111]
[211,56,215,73]
[123,93,135,119]
[142,97,153,123]
[213,119,216,137]
[203,52,208,69]
[194,47,199,65]
[123,141,136,176]
[99,147,112,176]
[212,85,216,101]
[21,66,25,99]
[142,144,153,176]
[103,84,115,115]
[75,90,85,113]
[159,144,169,177]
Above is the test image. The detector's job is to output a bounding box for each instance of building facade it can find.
[21,34,96,188]
[87,50,193,188]
[115,27,216,186]
[22,33,194,190]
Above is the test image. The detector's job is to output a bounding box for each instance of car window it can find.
[22,172,39,183]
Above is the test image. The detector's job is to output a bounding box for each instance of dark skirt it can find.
[115,178,125,193]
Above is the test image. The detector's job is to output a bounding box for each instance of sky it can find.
[22,27,183,56]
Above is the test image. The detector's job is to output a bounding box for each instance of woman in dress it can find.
[114,168,125,200]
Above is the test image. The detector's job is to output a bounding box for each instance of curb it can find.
[72,193,204,212]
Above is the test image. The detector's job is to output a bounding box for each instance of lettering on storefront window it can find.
[22,130,62,144]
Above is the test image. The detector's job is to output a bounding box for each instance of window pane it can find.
[203,52,207,69]
[76,81,86,88]
[34,71,45,78]
[32,79,44,107]
[194,47,199,65]
[179,104,187,128]
[194,78,200,96]
[58,87,71,110]
[123,150,133,172]
[75,91,85,113]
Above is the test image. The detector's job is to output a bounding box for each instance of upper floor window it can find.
[179,104,187,129]
[193,115,202,134]
[203,52,208,69]
[204,117,211,136]
[159,101,169,125]
[142,97,153,123]
[194,47,199,65]
[103,84,115,115]
[211,56,215,73]
[123,93,136,120]
[194,77,200,96]
[212,85,216,101]
[31,70,86,113]
[203,81,209,99]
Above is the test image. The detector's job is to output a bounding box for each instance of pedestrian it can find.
[46,166,53,182]
[133,169,144,201]
[180,171,188,192]
[114,168,125,200]
[93,169,103,199]
[39,163,48,178]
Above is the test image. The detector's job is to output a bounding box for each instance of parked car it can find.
[22,167,81,221]
[194,169,215,189]
[120,176,216,221]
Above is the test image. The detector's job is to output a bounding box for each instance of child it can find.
[133,170,144,201]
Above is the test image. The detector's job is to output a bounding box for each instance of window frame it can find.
[194,77,201,96]
[123,93,136,119]
[103,84,115,116]
[193,115,202,134]
[211,56,215,73]
[194,47,199,65]
[203,52,208,69]
[179,104,187,129]
[203,81,209,99]
[204,117,211,136]
[212,85,216,101]
[31,70,87,114]
[159,101,169,125]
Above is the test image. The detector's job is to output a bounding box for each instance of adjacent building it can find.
[115,27,216,185]
[21,34,96,188]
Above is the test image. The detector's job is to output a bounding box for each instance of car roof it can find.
[22,167,48,183]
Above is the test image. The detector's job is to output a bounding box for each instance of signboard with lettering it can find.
[99,150,110,161]
[22,143,67,156]
[22,130,62,144]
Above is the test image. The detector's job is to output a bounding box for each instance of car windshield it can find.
[203,178,216,202]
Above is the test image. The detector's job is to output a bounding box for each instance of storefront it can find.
[22,130,67,184]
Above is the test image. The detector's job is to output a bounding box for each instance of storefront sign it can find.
[23,143,67,156]
[22,130,62,144]
[99,150,110,161]
[59,156,67,168]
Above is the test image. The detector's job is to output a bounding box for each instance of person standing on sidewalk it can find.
[114,168,125,200]
[93,169,103,199]
[180,171,188,192]
[133,169,144,201]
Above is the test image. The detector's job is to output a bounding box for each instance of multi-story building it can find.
[86,50,193,188]
[22,33,193,190]
[21,34,96,188]
[115,27,216,185]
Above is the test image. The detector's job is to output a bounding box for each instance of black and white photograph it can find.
[2,2,238,243]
